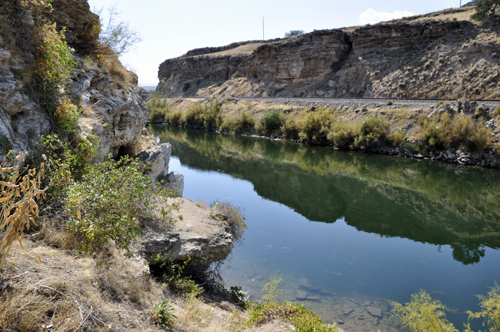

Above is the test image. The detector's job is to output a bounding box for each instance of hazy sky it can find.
[86,0,463,86]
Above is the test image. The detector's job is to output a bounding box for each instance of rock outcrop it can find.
[137,199,233,266]
[0,0,148,160]
[157,7,500,100]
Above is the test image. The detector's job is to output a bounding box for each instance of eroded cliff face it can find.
[157,7,500,100]
[0,0,148,159]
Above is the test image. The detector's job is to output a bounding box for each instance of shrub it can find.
[248,275,338,332]
[155,255,204,296]
[389,130,407,146]
[166,110,183,126]
[41,134,99,190]
[328,121,358,149]
[147,97,169,123]
[449,115,474,146]
[281,116,300,139]
[392,290,458,332]
[300,113,323,143]
[468,121,493,151]
[233,112,255,133]
[260,109,285,134]
[93,5,142,57]
[210,200,247,245]
[355,115,390,146]
[466,282,500,331]
[471,0,500,22]
[0,133,12,155]
[64,155,180,256]
[152,299,176,329]
[285,30,305,37]
[54,100,80,135]
[418,114,451,150]
[203,98,222,130]
[261,272,283,304]
[0,152,50,270]
[184,103,205,127]
[219,119,231,132]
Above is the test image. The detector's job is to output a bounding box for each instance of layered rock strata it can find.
[157,7,500,100]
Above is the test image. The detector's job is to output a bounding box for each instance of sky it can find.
[86,0,463,86]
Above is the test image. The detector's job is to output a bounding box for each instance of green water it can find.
[151,125,500,332]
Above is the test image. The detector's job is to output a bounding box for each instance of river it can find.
[151,125,500,332]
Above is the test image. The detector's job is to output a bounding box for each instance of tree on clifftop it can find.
[285,30,305,37]
[472,0,500,22]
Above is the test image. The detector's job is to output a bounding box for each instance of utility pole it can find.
[262,17,265,40]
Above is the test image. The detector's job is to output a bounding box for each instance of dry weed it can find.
[0,152,50,272]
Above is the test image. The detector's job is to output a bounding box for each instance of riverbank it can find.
[148,97,500,170]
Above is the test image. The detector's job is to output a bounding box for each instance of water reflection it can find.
[151,125,500,266]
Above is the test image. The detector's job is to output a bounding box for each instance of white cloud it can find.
[358,8,415,25]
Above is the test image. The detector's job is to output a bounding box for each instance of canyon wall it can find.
[0,0,148,159]
[157,7,500,100]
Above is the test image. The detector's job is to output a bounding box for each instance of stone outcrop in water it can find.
[157,7,500,100]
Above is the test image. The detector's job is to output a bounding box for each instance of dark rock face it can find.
[157,8,500,100]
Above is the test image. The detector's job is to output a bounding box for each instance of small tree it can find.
[93,5,142,57]
[471,0,500,22]
[285,30,305,37]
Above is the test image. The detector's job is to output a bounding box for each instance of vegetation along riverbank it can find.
[148,96,500,169]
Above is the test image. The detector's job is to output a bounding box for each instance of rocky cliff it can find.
[0,0,148,160]
[157,7,500,100]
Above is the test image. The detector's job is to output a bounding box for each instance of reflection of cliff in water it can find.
[152,126,500,265]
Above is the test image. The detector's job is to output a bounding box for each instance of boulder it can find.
[167,171,184,197]
[135,143,172,183]
[137,199,233,267]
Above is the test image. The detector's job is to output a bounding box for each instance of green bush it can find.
[203,98,222,130]
[42,133,99,191]
[418,113,492,152]
[152,299,176,329]
[328,121,358,149]
[355,115,390,146]
[389,130,407,146]
[155,255,204,296]
[247,273,338,332]
[418,114,451,150]
[166,110,183,126]
[64,155,180,256]
[210,200,247,245]
[281,116,300,139]
[260,109,285,134]
[300,113,323,143]
[392,290,458,332]
[471,0,500,22]
[466,282,500,331]
[147,97,170,123]
[233,112,255,133]
[184,99,222,129]
[184,103,205,127]
[0,133,12,155]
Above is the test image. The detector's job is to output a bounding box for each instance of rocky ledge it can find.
[135,198,234,268]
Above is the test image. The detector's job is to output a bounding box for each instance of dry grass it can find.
[0,212,255,332]
[193,43,265,58]
[0,229,164,332]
